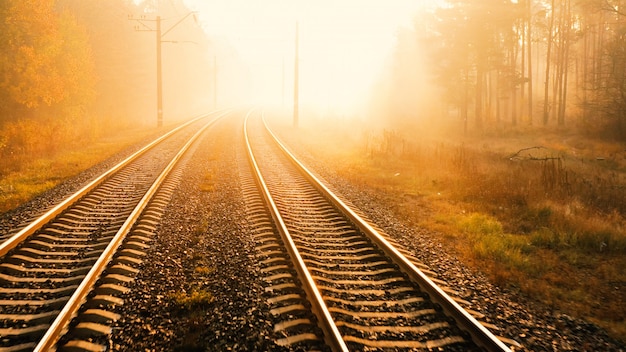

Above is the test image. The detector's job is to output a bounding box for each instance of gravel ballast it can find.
[110,116,286,351]
[2,113,624,351]
[271,120,626,352]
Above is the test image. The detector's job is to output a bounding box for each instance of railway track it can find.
[244,110,514,351]
[0,111,228,352]
[0,108,519,351]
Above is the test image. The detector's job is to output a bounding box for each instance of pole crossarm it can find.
[161,12,198,38]
[128,15,157,31]
[128,11,198,127]
[161,40,198,44]
[128,12,197,36]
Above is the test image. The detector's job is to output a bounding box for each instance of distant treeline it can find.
[379,0,626,140]
[0,0,214,175]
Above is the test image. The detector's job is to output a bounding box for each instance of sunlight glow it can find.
[183,0,430,114]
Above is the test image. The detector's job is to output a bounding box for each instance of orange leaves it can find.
[56,10,97,106]
[0,0,95,112]
[3,0,57,46]
[9,45,65,108]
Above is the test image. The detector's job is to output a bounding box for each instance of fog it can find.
[3,0,624,174]
[95,0,443,130]
[183,0,431,116]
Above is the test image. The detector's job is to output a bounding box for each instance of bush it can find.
[170,288,214,310]
[458,213,503,236]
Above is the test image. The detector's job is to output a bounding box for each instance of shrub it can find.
[530,228,561,249]
[170,288,214,310]
[458,213,503,236]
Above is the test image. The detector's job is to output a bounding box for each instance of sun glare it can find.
[183,0,427,114]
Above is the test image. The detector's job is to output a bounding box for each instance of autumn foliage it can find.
[0,0,96,173]
[0,0,95,115]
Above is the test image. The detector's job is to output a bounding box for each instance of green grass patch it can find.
[170,288,214,310]
[452,212,539,276]
[457,213,503,236]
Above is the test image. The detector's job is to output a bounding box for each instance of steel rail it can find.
[261,114,512,352]
[0,110,227,257]
[33,111,230,351]
[243,110,349,352]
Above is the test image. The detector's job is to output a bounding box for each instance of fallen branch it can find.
[507,146,559,161]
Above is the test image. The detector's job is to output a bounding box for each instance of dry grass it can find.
[194,266,213,275]
[276,115,626,342]
[0,125,160,213]
[170,288,214,310]
[199,172,215,192]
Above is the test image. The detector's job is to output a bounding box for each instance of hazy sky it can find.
[181,0,431,112]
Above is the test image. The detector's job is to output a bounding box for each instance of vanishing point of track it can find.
[244,110,513,352]
[0,111,227,351]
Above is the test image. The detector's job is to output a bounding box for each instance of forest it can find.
[378,0,626,141]
[0,0,216,177]
[3,0,626,171]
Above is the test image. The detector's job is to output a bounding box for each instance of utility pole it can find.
[156,16,163,127]
[293,21,299,128]
[213,56,217,109]
[129,12,198,127]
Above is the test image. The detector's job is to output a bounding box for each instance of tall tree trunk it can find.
[521,19,526,121]
[487,69,494,123]
[595,11,605,89]
[559,41,570,126]
[581,20,589,123]
[511,45,518,126]
[496,69,501,123]
[527,0,533,125]
[475,61,484,129]
[543,0,556,125]
[552,0,565,123]
[463,66,469,135]
[558,0,571,126]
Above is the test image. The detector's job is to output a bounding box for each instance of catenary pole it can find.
[156,16,163,127]
[293,21,299,128]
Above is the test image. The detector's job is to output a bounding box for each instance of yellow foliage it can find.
[0,0,95,111]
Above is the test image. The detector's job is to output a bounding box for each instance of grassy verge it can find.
[279,116,626,341]
[0,126,161,213]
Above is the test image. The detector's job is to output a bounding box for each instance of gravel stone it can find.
[3,115,624,351]
[110,117,287,351]
[274,123,626,352]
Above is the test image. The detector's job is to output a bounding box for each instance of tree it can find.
[0,0,95,121]
[373,0,626,138]
[587,0,626,138]
[0,0,98,172]
[429,0,522,131]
